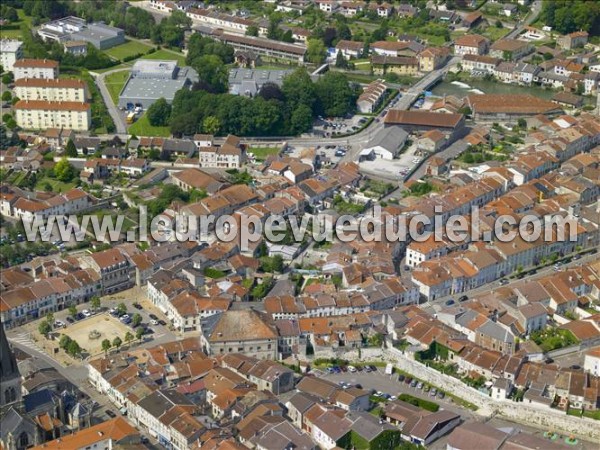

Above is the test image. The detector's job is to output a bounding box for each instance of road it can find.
[93,68,129,134]
[504,0,543,39]
[421,250,599,309]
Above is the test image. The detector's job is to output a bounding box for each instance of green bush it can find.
[398,394,439,412]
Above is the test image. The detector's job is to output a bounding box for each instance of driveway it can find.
[93,68,129,134]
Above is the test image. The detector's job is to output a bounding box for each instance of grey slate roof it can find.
[364,126,409,152]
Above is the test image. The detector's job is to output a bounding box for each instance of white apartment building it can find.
[14,78,88,102]
[14,100,91,131]
[13,58,59,80]
[0,40,23,71]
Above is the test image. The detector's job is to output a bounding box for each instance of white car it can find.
[347,365,357,373]
[54,320,65,328]
[81,309,91,317]
[150,319,159,326]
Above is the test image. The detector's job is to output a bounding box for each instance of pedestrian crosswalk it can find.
[9,332,43,353]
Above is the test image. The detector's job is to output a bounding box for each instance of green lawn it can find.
[128,113,171,137]
[104,39,153,61]
[479,25,509,42]
[0,10,31,39]
[35,177,77,194]
[249,146,281,160]
[104,70,130,105]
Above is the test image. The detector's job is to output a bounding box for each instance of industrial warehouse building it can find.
[118,60,198,109]
[228,68,292,96]
[37,16,125,50]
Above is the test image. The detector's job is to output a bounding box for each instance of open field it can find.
[104,70,130,104]
[128,113,171,137]
[62,313,131,356]
[104,39,153,60]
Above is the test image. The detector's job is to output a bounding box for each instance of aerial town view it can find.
[1,0,600,449]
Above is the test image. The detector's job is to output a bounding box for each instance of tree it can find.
[90,296,101,311]
[258,82,284,102]
[495,19,503,28]
[59,335,72,350]
[68,305,78,317]
[202,115,221,135]
[64,139,77,157]
[113,336,122,351]
[116,302,127,317]
[307,38,327,64]
[46,312,55,325]
[191,55,228,93]
[136,326,145,341]
[132,313,142,328]
[290,103,313,134]
[2,72,13,85]
[67,340,82,357]
[517,118,527,129]
[260,255,284,273]
[124,331,134,346]
[147,97,171,126]
[101,339,111,355]
[314,72,358,117]
[2,91,11,102]
[54,157,76,182]
[246,25,259,36]
[335,51,348,69]
[38,320,51,338]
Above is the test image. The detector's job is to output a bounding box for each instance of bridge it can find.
[311,63,330,76]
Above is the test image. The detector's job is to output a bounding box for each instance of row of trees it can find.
[168,68,359,137]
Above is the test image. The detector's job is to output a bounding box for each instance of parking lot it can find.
[358,141,420,180]
[313,115,367,137]
[317,365,468,417]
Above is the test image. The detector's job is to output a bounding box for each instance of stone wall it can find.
[304,347,600,442]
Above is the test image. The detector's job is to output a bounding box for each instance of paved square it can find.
[62,313,131,355]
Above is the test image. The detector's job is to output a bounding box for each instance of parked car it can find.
[66,316,75,324]
[398,374,405,382]
[405,377,412,384]
[499,279,509,286]
[81,309,91,317]
[158,319,167,326]
[105,410,116,418]
[364,366,372,373]
[75,313,85,320]
[109,308,118,316]
[458,295,468,302]
[410,380,418,387]
[417,382,423,389]
[348,365,357,373]
[437,391,445,399]
[149,314,159,321]
[150,319,159,326]
[54,320,65,328]
[445,299,455,306]
[133,303,143,310]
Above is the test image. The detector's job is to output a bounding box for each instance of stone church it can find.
[0,322,92,450]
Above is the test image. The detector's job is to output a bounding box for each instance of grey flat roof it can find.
[229,68,293,85]
[120,67,198,102]
[133,59,178,74]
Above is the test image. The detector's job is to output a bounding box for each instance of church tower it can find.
[0,322,22,406]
